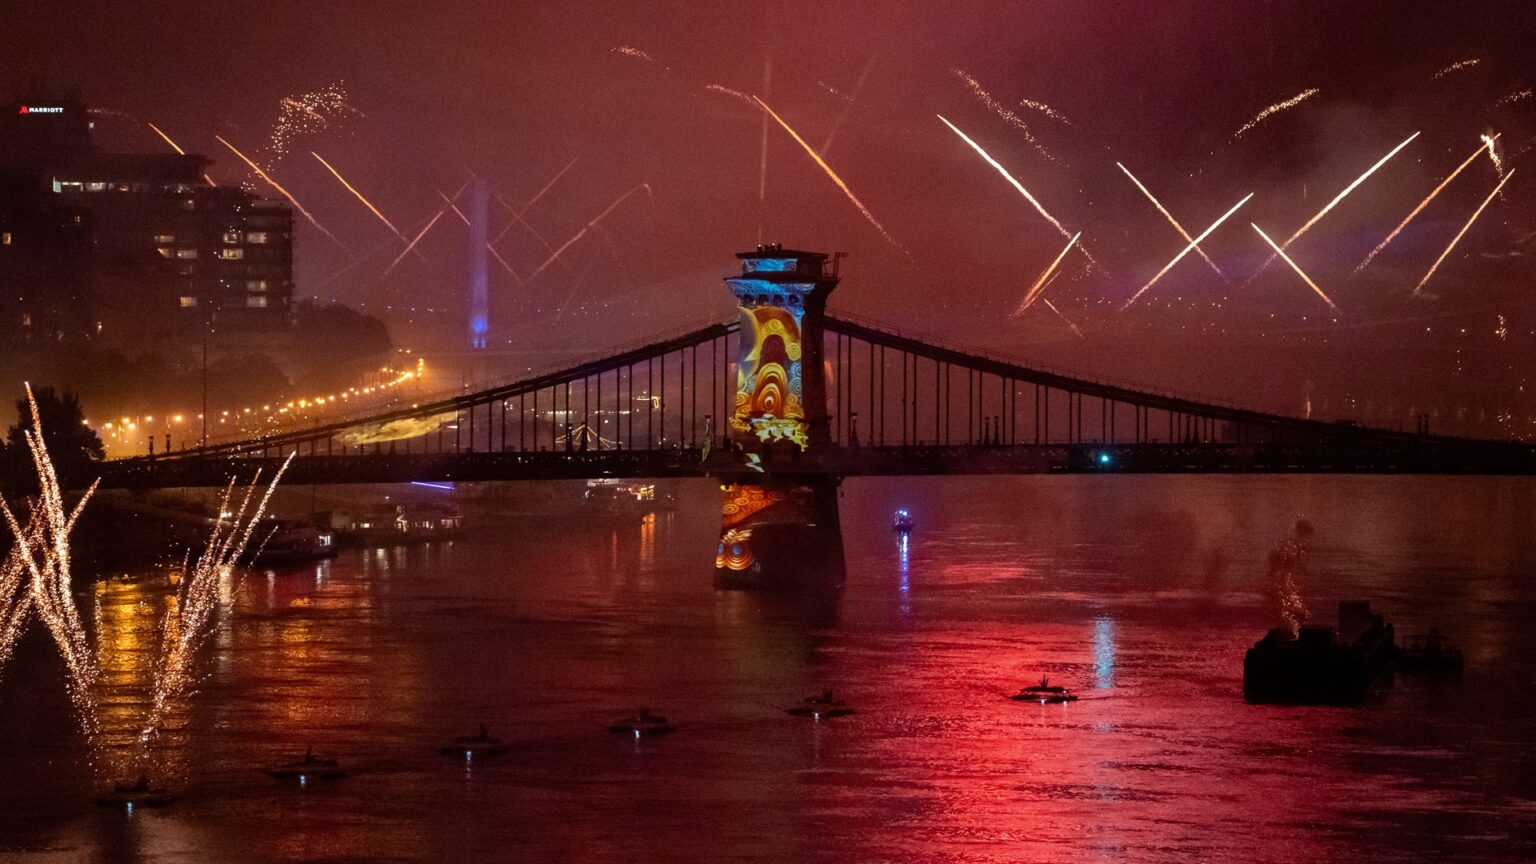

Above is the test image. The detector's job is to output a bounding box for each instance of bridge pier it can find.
[713,245,845,590]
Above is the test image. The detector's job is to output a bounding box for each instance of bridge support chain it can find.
[714,475,845,591]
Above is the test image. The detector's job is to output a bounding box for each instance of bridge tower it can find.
[715,245,845,589]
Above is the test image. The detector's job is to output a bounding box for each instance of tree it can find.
[3,386,104,493]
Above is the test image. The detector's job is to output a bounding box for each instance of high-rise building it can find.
[0,93,295,349]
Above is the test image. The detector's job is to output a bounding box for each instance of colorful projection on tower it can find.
[731,280,810,450]
[715,484,786,572]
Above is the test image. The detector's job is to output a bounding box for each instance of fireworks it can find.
[951,69,1055,162]
[0,385,101,739]
[491,156,579,251]
[937,114,1099,269]
[528,183,652,281]
[1019,97,1073,126]
[1040,297,1086,339]
[1121,192,1253,311]
[704,84,756,107]
[1251,223,1339,312]
[1433,59,1480,78]
[1231,88,1320,140]
[1116,162,1224,277]
[1268,520,1314,638]
[0,516,40,683]
[147,122,217,186]
[143,457,290,742]
[1482,134,1506,178]
[1496,89,1532,107]
[1357,137,1497,273]
[820,52,877,156]
[385,207,447,273]
[1249,132,1420,284]
[755,97,909,257]
[1013,232,1080,316]
[312,151,404,239]
[215,136,345,249]
[611,45,655,63]
[268,83,360,164]
[1410,169,1516,298]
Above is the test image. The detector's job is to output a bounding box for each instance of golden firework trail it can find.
[1482,134,1505,177]
[1019,97,1073,126]
[269,83,359,163]
[1356,136,1497,273]
[491,156,578,250]
[951,68,1055,162]
[755,96,909,256]
[1433,59,1481,78]
[937,114,1099,269]
[215,135,344,248]
[0,385,101,740]
[704,83,756,107]
[1116,162,1224,277]
[147,122,218,186]
[312,151,403,239]
[1251,223,1338,311]
[493,193,558,260]
[1496,89,1532,106]
[1014,232,1080,315]
[1122,192,1253,311]
[439,190,472,226]
[1411,169,1516,298]
[1249,131,1420,284]
[385,208,447,273]
[612,45,655,62]
[142,457,290,742]
[529,183,652,281]
[820,51,878,157]
[1231,88,1320,140]
[1040,297,1086,339]
[0,516,40,682]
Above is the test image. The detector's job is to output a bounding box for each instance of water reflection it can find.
[1093,616,1116,689]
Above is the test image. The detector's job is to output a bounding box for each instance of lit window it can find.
[246,295,268,308]
[218,248,243,260]
[222,231,242,244]
[179,296,199,308]
[246,279,269,291]
[59,181,82,193]
[157,247,174,258]
[181,198,195,210]
[21,313,31,327]
[86,182,106,192]
[246,231,270,244]
[1,232,10,245]
[176,248,198,259]
[153,233,175,243]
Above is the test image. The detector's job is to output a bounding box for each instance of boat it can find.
[96,775,174,808]
[253,519,337,565]
[266,746,346,782]
[583,480,675,522]
[893,509,914,533]
[330,503,464,547]
[1010,677,1078,704]
[787,689,855,718]
[441,725,510,759]
[1396,627,1464,673]
[1244,601,1395,705]
[607,707,675,737]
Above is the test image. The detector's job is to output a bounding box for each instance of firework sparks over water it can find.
[1433,58,1481,78]
[142,457,290,744]
[755,97,909,257]
[1248,131,1420,284]
[0,385,100,741]
[216,135,346,249]
[268,83,360,164]
[1251,223,1339,312]
[0,516,41,683]
[1231,88,1320,140]
[1116,162,1224,277]
[529,183,652,281]
[1122,192,1253,311]
[950,69,1056,162]
[1357,137,1497,273]
[1411,169,1516,298]
[312,151,404,239]
[938,114,1098,269]
[1014,232,1080,315]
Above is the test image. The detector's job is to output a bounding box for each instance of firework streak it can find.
[1251,223,1338,311]
[1356,137,1497,272]
[1231,89,1320,140]
[215,136,344,248]
[312,151,403,239]
[1248,132,1420,284]
[147,122,218,186]
[1041,297,1086,339]
[1014,232,1080,315]
[385,208,447,273]
[1411,170,1516,298]
[951,69,1055,162]
[528,184,651,281]
[1121,193,1253,311]
[1117,162,1223,276]
[938,114,1099,269]
[1433,59,1480,78]
[755,97,909,256]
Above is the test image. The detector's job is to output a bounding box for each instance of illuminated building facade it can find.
[715,245,845,589]
[0,94,295,349]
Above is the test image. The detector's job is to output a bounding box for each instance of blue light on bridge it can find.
[411,481,456,492]
[1097,451,1112,466]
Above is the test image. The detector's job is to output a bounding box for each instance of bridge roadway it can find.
[94,438,1536,489]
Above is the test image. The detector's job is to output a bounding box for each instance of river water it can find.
[1,476,1534,863]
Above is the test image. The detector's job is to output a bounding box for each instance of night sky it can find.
[4,1,1534,431]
